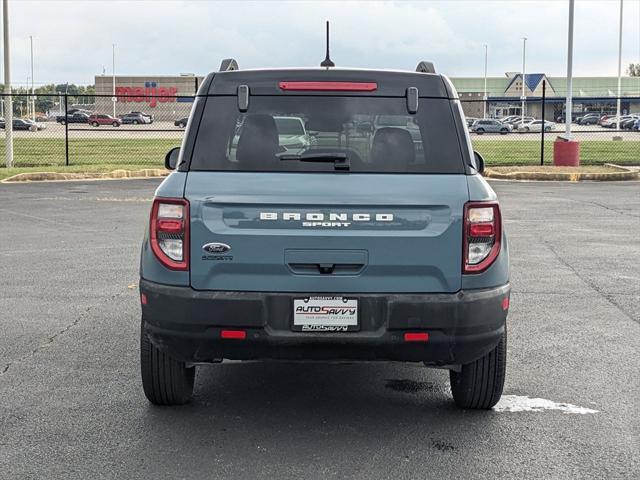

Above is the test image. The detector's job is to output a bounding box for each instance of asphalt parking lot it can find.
[0,178,638,479]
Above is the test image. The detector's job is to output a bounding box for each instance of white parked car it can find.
[471,119,513,134]
[517,120,555,133]
[274,116,313,153]
[601,115,634,129]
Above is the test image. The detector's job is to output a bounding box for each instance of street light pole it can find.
[521,37,527,126]
[615,0,624,130]
[3,0,14,168]
[26,76,30,118]
[112,43,116,118]
[483,44,488,119]
[565,0,575,139]
[30,35,34,122]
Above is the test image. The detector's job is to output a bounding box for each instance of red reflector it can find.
[404,332,429,342]
[221,329,247,340]
[140,293,147,305]
[502,296,510,311]
[469,223,495,237]
[157,218,183,233]
[279,81,378,91]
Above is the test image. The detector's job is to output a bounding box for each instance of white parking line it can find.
[493,395,599,414]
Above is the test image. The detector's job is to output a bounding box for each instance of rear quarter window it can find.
[189,95,465,174]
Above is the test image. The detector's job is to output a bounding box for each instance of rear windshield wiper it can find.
[280,152,350,171]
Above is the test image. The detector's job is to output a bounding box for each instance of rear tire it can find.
[140,320,195,405]
[113,121,120,127]
[500,128,508,135]
[476,128,484,135]
[92,121,99,127]
[449,327,506,409]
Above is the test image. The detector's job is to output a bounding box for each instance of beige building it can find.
[94,74,204,121]
[93,72,640,122]
[452,73,640,121]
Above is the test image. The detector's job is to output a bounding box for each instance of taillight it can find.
[150,197,189,271]
[463,201,501,274]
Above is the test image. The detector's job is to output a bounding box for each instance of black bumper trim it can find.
[140,279,509,365]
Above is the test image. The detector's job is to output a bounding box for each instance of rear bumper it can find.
[140,279,510,365]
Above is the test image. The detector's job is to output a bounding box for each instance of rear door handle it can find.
[285,249,368,276]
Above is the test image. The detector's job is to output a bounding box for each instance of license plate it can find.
[293,296,358,332]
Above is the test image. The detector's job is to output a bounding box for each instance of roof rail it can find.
[219,58,239,72]
[416,61,436,74]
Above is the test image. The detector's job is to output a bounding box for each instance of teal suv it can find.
[139,59,510,409]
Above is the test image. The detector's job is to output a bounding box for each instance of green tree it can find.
[627,64,640,77]
[0,83,94,115]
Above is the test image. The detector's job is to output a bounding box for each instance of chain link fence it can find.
[0,93,187,170]
[460,87,640,166]
[1,91,639,170]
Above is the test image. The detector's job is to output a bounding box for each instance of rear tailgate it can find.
[187,172,467,293]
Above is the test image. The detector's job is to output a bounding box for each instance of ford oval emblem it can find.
[202,242,231,254]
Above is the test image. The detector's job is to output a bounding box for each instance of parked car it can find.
[598,114,616,126]
[0,118,46,131]
[508,116,535,128]
[88,114,122,127]
[174,117,189,128]
[555,113,582,123]
[577,113,601,125]
[119,112,152,125]
[129,111,154,123]
[620,115,640,130]
[139,60,510,409]
[601,115,635,129]
[67,108,92,116]
[498,115,520,124]
[27,119,47,131]
[274,116,313,153]
[517,120,555,133]
[632,118,640,131]
[56,112,89,124]
[471,119,512,134]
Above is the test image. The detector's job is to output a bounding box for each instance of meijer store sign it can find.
[115,81,193,107]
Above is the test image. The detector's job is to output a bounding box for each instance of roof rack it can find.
[219,58,239,72]
[416,61,436,74]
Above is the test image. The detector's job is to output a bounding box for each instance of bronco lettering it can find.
[260,212,394,222]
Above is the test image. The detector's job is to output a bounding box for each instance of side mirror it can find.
[473,151,485,174]
[165,147,180,170]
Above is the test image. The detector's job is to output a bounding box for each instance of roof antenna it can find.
[320,21,335,68]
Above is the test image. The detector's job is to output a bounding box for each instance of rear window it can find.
[190,96,464,173]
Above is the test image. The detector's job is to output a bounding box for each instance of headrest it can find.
[236,114,279,169]
[370,127,416,171]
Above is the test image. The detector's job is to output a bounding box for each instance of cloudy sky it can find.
[3,0,640,86]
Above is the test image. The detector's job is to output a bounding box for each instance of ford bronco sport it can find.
[139,59,510,409]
